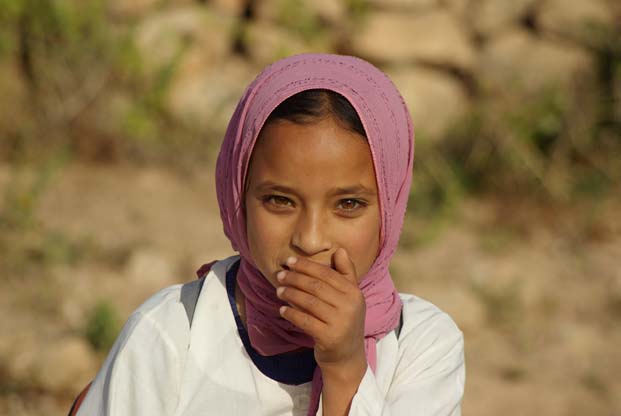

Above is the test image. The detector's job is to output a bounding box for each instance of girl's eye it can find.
[264,195,294,208]
[337,199,366,211]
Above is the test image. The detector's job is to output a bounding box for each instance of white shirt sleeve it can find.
[76,286,189,416]
[348,307,465,415]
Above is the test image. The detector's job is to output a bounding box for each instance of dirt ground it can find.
[0,163,619,415]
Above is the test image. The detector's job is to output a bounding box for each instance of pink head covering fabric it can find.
[214,53,414,415]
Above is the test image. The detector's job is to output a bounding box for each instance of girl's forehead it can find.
[246,118,378,192]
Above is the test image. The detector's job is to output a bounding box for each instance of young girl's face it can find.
[245,116,381,288]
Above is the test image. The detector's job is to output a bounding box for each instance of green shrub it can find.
[85,300,121,352]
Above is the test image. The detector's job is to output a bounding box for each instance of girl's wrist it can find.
[320,352,368,385]
[320,354,367,416]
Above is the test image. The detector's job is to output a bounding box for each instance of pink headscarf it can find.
[215,54,414,415]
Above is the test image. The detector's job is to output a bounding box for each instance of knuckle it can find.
[287,288,299,303]
[311,280,323,292]
[301,314,311,329]
[324,336,339,351]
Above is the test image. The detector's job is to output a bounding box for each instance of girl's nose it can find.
[291,210,332,257]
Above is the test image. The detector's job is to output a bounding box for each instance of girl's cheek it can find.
[246,207,291,285]
[346,218,381,279]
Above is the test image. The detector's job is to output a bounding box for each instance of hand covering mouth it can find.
[280,261,334,271]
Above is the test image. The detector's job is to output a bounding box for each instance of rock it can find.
[210,0,246,16]
[538,0,614,45]
[350,10,476,70]
[243,22,326,67]
[367,0,440,10]
[470,0,538,36]
[34,337,99,393]
[431,287,486,334]
[3,332,39,386]
[252,0,283,22]
[478,29,594,95]
[253,0,332,24]
[387,66,469,138]
[167,56,255,132]
[543,322,608,376]
[135,6,235,76]
[0,62,27,135]
[125,248,176,300]
[307,0,347,23]
[0,164,10,195]
[61,297,86,330]
[107,0,161,20]
[4,334,98,394]
[444,0,469,18]
[252,0,343,30]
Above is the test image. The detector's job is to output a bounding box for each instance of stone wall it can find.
[0,0,617,157]
[104,0,618,140]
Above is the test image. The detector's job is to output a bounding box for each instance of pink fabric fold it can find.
[214,54,415,415]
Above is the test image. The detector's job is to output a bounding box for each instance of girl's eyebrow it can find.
[330,185,376,197]
[255,183,296,196]
[255,181,376,197]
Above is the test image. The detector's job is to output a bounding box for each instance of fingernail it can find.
[277,286,285,296]
[286,256,298,265]
[279,306,287,315]
[277,270,287,281]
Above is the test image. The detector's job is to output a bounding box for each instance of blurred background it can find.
[0,0,619,414]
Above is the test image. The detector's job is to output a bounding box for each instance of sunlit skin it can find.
[241,116,381,416]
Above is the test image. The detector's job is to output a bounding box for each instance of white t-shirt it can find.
[77,255,465,415]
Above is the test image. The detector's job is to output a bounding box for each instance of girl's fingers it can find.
[279,305,327,339]
[285,255,351,292]
[277,286,335,323]
[278,270,342,307]
[333,248,358,284]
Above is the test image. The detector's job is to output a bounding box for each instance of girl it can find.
[75,54,465,415]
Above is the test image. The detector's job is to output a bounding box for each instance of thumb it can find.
[333,248,357,284]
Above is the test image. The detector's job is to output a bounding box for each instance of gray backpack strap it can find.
[180,278,205,327]
[395,309,404,339]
